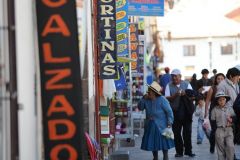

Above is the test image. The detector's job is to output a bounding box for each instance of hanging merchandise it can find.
[130,23,145,111]
[114,64,127,90]
[146,66,153,85]
[103,79,116,99]
[85,132,101,160]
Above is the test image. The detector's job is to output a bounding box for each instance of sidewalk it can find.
[117,116,240,160]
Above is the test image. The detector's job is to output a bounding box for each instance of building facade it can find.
[1,0,97,159]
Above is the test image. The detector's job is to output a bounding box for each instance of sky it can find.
[158,0,240,37]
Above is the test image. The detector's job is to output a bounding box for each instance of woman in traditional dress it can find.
[138,81,175,160]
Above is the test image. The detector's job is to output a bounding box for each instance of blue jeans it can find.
[197,119,205,142]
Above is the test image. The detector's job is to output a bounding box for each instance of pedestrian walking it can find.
[165,69,196,157]
[217,67,240,160]
[204,73,225,153]
[233,65,240,155]
[194,95,205,144]
[159,67,171,95]
[211,91,236,160]
[233,93,240,145]
[190,73,198,92]
[217,67,240,108]
[210,69,217,83]
[138,81,175,160]
[197,69,212,98]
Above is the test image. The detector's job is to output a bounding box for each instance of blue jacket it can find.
[138,96,174,133]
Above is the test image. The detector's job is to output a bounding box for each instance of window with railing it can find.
[183,45,196,56]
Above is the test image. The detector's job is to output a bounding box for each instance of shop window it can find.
[221,43,233,55]
[185,65,195,71]
[183,45,195,56]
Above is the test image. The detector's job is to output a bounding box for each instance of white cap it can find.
[171,69,181,75]
[235,65,240,71]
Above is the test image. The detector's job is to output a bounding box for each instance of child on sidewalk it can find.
[211,91,236,160]
[195,95,205,144]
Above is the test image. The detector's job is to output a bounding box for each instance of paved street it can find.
[117,116,240,160]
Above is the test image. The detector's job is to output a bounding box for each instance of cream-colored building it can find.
[156,0,240,79]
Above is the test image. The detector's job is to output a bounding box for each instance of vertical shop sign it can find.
[130,23,139,72]
[36,1,84,160]
[116,0,129,57]
[98,0,118,79]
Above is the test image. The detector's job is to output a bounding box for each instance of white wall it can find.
[162,37,240,79]
[88,0,95,136]
[0,1,11,159]
[15,0,37,160]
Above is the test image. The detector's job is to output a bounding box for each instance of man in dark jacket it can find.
[165,69,196,157]
[233,93,240,144]
[234,65,240,145]
[197,69,212,98]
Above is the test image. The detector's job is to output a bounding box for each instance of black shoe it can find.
[184,153,196,157]
[197,141,202,144]
[210,147,214,153]
[175,153,183,157]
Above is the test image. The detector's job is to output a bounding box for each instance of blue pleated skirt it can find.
[141,120,175,151]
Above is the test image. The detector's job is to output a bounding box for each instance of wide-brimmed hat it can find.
[147,81,162,95]
[214,91,230,103]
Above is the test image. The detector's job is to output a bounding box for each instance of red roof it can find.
[226,7,240,22]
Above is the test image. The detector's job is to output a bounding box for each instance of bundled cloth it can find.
[202,118,211,139]
[162,127,174,139]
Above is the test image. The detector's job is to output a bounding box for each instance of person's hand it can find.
[175,91,181,96]
[204,113,207,119]
[181,90,186,96]
[227,116,233,126]
[176,89,184,96]
[204,110,208,118]
[198,87,204,93]
[143,94,149,99]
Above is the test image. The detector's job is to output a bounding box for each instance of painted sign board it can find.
[98,0,118,79]
[36,1,85,159]
[128,0,164,16]
[129,23,139,71]
[116,0,129,57]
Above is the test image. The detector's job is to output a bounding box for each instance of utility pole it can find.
[208,38,213,71]
[7,0,19,159]
[93,0,101,144]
